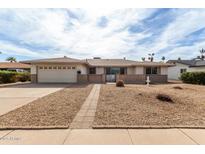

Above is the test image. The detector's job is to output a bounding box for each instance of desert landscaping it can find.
[0,84,93,129]
[93,83,205,128]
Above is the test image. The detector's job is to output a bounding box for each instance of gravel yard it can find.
[0,84,93,129]
[93,84,205,128]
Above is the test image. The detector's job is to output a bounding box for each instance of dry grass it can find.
[0,84,93,129]
[93,84,205,128]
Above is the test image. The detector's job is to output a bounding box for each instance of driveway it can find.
[0,83,68,115]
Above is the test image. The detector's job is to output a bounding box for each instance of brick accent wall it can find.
[148,75,168,83]
[116,74,168,84]
[116,74,146,84]
[31,74,37,83]
[77,74,106,83]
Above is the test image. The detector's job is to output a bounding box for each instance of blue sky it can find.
[0,8,205,62]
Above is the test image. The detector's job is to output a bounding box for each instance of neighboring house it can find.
[21,56,173,84]
[167,59,205,80]
[0,62,31,72]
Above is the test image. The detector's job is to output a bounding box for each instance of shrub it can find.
[0,71,17,83]
[0,71,30,84]
[173,86,183,90]
[16,72,31,82]
[116,80,124,87]
[156,94,174,103]
[181,72,205,85]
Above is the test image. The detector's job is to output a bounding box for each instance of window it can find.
[39,66,43,69]
[180,69,187,74]
[89,67,96,74]
[48,66,52,69]
[146,67,158,75]
[72,67,76,69]
[58,66,61,69]
[44,66,47,69]
[67,66,71,69]
[62,66,66,69]
[53,66,57,69]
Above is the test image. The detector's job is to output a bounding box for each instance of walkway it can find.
[70,84,101,129]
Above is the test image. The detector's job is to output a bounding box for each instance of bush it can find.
[16,72,31,82]
[116,80,124,87]
[181,72,205,85]
[156,94,174,103]
[0,71,30,84]
[173,86,183,90]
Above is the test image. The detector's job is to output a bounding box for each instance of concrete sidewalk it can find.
[0,128,204,145]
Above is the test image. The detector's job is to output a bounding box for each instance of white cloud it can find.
[0,8,205,61]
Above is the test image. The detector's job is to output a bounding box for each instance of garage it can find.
[38,65,77,83]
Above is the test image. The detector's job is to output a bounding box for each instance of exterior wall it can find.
[168,63,189,80]
[77,74,88,83]
[117,74,146,84]
[96,67,104,74]
[31,65,37,74]
[127,67,135,74]
[135,66,144,75]
[160,67,168,75]
[77,64,88,74]
[31,65,37,83]
[117,74,168,84]
[77,74,105,83]
[189,66,205,72]
[148,75,168,83]
[31,74,37,83]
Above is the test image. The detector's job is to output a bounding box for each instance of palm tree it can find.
[199,48,205,60]
[148,53,155,62]
[161,56,165,62]
[141,57,145,61]
[6,57,17,63]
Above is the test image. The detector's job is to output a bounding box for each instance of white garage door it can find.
[38,66,77,83]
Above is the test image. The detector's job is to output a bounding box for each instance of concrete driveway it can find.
[0,83,68,115]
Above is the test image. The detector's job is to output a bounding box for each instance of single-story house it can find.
[167,59,205,80]
[21,56,173,84]
[0,62,31,72]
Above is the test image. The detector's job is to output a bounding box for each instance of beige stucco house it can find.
[22,56,173,84]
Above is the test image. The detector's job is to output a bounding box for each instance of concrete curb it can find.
[92,125,205,129]
[0,125,69,130]
[0,82,31,88]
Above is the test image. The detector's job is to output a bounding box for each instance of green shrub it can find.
[0,71,30,84]
[16,72,31,82]
[181,72,205,85]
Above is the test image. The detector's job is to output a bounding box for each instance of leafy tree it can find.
[6,57,17,63]
[141,57,145,61]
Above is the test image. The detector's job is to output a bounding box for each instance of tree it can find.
[141,57,145,61]
[178,57,181,61]
[148,53,155,62]
[199,48,205,60]
[161,56,165,62]
[6,57,17,63]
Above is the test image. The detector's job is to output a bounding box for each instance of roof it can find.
[21,57,85,64]
[0,62,31,69]
[167,60,205,67]
[21,56,173,67]
[86,59,136,67]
